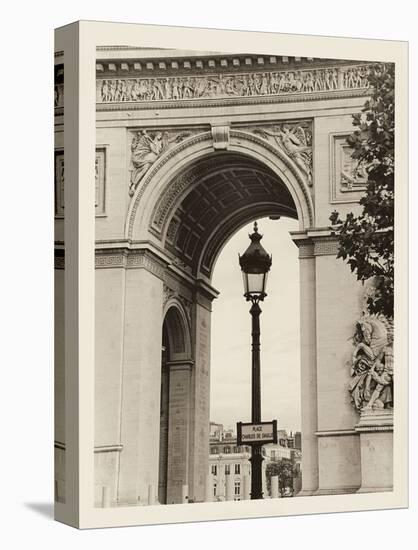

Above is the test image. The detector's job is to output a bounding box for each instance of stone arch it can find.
[163,301,192,361]
[125,129,314,243]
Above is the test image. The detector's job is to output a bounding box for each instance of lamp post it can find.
[239,221,272,500]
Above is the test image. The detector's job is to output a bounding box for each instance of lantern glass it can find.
[246,272,265,296]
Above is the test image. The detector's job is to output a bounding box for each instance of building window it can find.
[235,464,240,475]
[233,446,240,453]
[211,465,217,476]
[225,465,230,475]
[234,482,241,496]
[224,446,230,454]
[211,447,218,454]
[213,483,217,497]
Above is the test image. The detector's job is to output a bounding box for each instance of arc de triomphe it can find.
[54,49,393,506]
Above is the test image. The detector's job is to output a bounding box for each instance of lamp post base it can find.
[250,444,264,499]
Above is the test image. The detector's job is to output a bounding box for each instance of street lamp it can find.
[239,221,272,499]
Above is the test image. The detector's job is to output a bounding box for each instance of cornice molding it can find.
[96,55,367,77]
[291,229,340,257]
[95,248,167,280]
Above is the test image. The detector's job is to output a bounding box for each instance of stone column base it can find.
[355,409,393,493]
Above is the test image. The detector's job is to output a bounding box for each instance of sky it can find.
[210,216,301,434]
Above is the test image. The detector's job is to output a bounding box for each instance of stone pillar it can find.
[225,474,234,501]
[313,234,362,495]
[355,410,393,493]
[117,252,165,505]
[166,362,193,504]
[293,237,319,495]
[188,282,217,502]
[205,473,213,502]
[243,474,250,500]
[271,475,279,498]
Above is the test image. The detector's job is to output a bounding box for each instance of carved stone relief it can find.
[54,64,64,110]
[55,151,65,216]
[129,130,193,197]
[331,134,367,203]
[348,313,394,412]
[55,149,106,217]
[97,64,371,104]
[253,122,313,185]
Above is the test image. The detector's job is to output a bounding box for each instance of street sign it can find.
[236,420,278,445]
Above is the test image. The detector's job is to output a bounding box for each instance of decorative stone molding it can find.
[166,360,194,372]
[163,283,177,308]
[315,430,357,437]
[140,129,314,243]
[57,441,124,453]
[178,295,193,327]
[313,236,339,256]
[152,165,209,232]
[95,252,127,269]
[171,257,193,276]
[94,248,167,280]
[291,230,339,258]
[94,444,124,453]
[354,409,393,433]
[252,121,313,185]
[349,313,394,413]
[127,131,211,237]
[296,241,315,259]
[96,63,371,107]
[126,250,167,279]
[163,284,193,327]
[211,124,230,150]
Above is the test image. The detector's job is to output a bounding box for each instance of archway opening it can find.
[157,150,303,501]
[209,216,301,499]
[160,151,298,280]
[159,305,193,504]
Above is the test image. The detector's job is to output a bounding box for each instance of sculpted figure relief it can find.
[98,65,371,104]
[348,314,393,412]
[129,130,191,196]
[254,124,313,185]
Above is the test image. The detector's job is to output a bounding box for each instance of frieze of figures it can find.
[97,64,371,103]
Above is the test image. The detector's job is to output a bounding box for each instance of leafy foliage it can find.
[265,460,294,494]
[330,63,395,318]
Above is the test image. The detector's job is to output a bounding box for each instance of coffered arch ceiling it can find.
[161,152,297,279]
